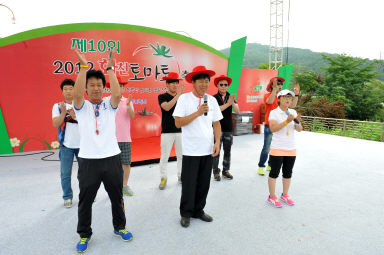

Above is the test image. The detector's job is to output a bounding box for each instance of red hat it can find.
[105,75,128,88]
[214,75,232,87]
[266,77,285,92]
[163,72,183,81]
[185,66,216,83]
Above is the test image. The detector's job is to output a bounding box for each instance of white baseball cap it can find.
[277,89,295,98]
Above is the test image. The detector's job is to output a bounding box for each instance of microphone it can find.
[203,94,208,116]
[285,111,300,124]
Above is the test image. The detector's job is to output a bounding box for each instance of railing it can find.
[300,116,384,142]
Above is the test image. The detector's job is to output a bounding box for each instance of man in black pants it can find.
[173,66,222,228]
[72,49,132,253]
[212,75,240,181]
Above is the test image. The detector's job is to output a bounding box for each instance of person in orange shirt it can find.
[257,77,299,176]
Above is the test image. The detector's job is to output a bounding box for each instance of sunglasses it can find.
[219,83,228,87]
[277,81,283,85]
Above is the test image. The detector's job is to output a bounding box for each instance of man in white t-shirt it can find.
[72,49,132,253]
[173,66,223,228]
[51,78,80,209]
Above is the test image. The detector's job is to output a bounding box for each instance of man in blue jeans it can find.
[258,77,299,175]
[52,79,80,208]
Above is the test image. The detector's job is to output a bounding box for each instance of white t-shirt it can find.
[269,107,298,150]
[52,103,80,149]
[173,92,223,156]
[74,98,121,159]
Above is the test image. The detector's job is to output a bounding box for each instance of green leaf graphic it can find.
[149,43,173,58]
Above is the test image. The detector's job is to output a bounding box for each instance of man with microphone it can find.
[173,66,222,228]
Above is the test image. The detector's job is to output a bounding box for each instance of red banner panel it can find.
[237,68,278,128]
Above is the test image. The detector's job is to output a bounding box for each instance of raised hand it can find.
[68,108,76,120]
[107,49,116,69]
[73,48,87,66]
[296,113,302,122]
[228,94,236,105]
[60,101,66,114]
[272,79,278,90]
[294,83,300,95]
[126,94,132,106]
[177,83,185,96]
[197,103,209,116]
[286,114,295,123]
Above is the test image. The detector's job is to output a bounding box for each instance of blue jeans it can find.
[59,146,80,200]
[258,125,273,167]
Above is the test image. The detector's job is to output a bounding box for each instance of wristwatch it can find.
[106,66,114,71]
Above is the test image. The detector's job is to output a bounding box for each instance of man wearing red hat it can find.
[107,76,135,196]
[212,75,240,181]
[158,72,184,190]
[173,66,223,228]
[257,77,299,176]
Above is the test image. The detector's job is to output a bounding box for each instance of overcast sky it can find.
[1,0,383,60]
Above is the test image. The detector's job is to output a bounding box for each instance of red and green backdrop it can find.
[237,68,279,127]
[0,23,230,156]
[0,23,291,160]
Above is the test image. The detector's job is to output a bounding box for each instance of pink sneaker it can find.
[280,193,295,205]
[267,195,282,208]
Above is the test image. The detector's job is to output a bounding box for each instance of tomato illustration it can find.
[131,106,161,139]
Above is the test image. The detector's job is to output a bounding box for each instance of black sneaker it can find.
[214,173,221,181]
[222,171,233,180]
[180,217,190,228]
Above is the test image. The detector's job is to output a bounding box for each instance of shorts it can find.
[118,142,131,165]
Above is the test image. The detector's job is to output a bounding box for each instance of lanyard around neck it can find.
[91,101,102,135]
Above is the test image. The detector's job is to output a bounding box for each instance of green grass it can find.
[304,119,384,142]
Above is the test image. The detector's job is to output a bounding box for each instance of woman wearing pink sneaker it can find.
[267,89,302,207]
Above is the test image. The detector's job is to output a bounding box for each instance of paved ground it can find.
[0,131,383,255]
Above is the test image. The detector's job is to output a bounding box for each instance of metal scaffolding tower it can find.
[269,0,284,70]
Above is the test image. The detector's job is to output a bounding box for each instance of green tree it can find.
[257,63,269,69]
[292,71,321,94]
[321,54,380,120]
[365,79,384,121]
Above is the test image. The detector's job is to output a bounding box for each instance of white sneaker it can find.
[64,199,72,208]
